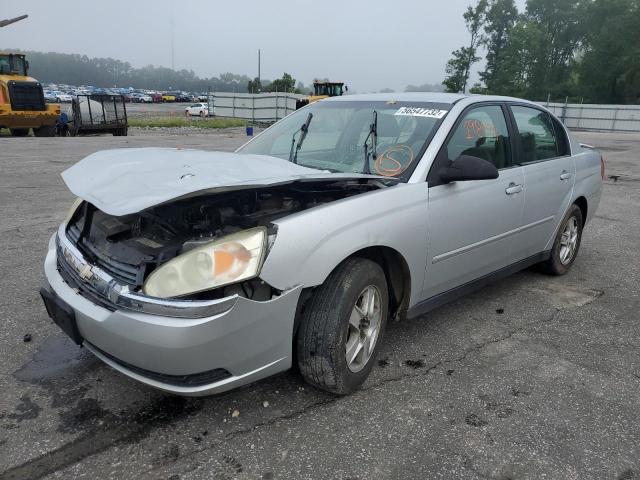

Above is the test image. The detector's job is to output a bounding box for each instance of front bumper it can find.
[0,105,59,128]
[43,231,302,396]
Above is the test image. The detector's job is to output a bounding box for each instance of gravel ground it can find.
[0,129,638,480]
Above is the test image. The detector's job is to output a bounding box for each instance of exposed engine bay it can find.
[64,179,387,298]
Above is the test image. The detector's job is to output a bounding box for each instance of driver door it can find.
[422,104,525,300]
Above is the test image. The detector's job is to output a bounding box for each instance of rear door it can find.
[423,103,525,299]
[507,105,575,260]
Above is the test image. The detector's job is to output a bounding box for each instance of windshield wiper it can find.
[362,110,378,174]
[288,112,314,164]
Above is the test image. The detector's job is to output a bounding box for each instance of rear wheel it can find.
[10,128,29,137]
[33,125,56,137]
[541,204,583,275]
[296,258,389,394]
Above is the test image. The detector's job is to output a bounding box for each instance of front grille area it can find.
[8,81,46,111]
[88,342,233,387]
[56,243,117,312]
[67,224,144,286]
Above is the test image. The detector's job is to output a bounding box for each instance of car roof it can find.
[326,92,467,104]
[325,92,539,107]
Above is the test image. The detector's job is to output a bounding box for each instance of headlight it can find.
[143,227,267,298]
[64,197,83,225]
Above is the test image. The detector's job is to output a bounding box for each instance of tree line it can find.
[443,0,640,104]
[21,50,310,93]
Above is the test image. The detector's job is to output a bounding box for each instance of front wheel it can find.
[10,128,29,137]
[33,125,56,137]
[542,204,583,275]
[296,258,389,395]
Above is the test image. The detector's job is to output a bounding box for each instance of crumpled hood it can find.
[62,148,381,216]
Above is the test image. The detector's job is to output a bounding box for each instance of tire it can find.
[541,203,583,275]
[10,128,29,137]
[113,128,128,137]
[33,125,56,137]
[297,257,389,395]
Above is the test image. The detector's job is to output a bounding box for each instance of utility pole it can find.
[170,19,175,70]
[0,14,28,28]
[258,49,261,93]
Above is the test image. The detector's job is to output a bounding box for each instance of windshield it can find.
[238,100,449,179]
[0,55,27,75]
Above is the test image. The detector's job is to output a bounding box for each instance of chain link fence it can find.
[541,101,640,133]
[207,92,303,123]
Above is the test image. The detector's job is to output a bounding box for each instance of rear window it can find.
[511,105,560,163]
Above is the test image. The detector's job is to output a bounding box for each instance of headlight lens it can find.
[143,227,267,298]
[64,197,83,225]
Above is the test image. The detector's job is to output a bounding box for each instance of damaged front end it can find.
[59,179,386,314]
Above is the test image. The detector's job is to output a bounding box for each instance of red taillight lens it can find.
[600,156,605,180]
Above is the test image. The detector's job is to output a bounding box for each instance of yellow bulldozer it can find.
[0,51,60,136]
[296,81,347,109]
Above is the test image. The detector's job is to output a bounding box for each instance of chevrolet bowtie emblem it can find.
[78,264,94,280]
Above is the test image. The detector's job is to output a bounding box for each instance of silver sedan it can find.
[41,93,604,395]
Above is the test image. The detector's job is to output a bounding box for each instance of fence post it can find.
[232,95,235,119]
[611,106,619,132]
[577,98,583,129]
[546,93,550,107]
[561,96,568,123]
[252,94,255,124]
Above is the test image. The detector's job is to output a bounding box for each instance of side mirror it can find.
[438,155,499,184]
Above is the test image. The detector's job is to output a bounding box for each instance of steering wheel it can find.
[373,145,414,177]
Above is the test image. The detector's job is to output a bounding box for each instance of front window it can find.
[0,54,27,76]
[445,105,512,169]
[238,101,449,180]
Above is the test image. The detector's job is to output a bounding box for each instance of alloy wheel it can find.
[345,285,382,372]
[559,216,579,265]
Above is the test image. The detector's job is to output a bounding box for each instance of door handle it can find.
[505,183,523,195]
[560,170,573,181]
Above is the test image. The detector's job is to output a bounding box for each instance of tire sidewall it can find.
[297,258,389,394]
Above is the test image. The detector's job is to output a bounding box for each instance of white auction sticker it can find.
[394,107,448,119]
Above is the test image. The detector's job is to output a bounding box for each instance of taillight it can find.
[0,86,6,104]
[600,156,605,180]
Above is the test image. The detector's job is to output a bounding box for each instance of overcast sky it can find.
[1,0,526,92]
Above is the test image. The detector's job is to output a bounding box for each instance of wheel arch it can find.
[293,245,412,337]
[573,195,588,225]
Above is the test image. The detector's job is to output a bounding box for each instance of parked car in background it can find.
[131,93,152,103]
[161,93,176,102]
[185,102,209,117]
[148,93,163,103]
[40,93,603,397]
[53,91,74,103]
[43,90,58,103]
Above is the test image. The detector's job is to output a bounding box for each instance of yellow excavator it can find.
[296,81,347,109]
[0,15,60,136]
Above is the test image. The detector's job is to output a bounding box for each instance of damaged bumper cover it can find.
[43,228,302,396]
